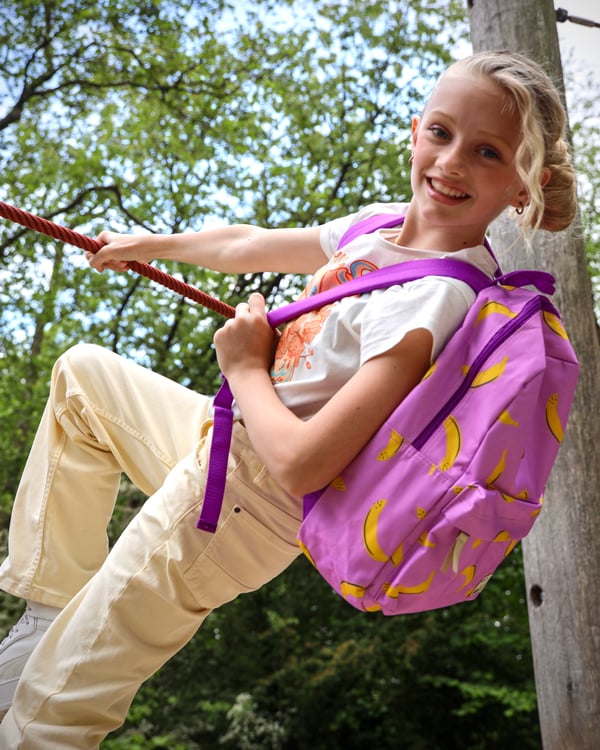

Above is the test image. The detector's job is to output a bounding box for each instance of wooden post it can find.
[467,1,600,747]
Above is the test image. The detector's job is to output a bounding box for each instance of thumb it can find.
[248,292,266,314]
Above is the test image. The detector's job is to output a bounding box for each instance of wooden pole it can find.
[467,1,600,747]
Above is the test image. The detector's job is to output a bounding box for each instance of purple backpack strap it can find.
[338,212,502,277]
[196,378,235,532]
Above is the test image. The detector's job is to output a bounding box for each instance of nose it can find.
[437,141,465,176]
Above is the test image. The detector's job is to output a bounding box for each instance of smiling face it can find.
[406,70,530,251]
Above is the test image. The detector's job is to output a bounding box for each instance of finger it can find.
[248,292,266,313]
[235,301,251,316]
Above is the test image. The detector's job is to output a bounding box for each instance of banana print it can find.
[330,476,346,491]
[501,489,528,503]
[363,500,389,562]
[545,392,564,443]
[416,507,428,520]
[492,531,519,558]
[543,311,568,339]
[434,415,461,472]
[475,301,517,325]
[377,429,404,461]
[486,450,507,486]
[340,581,366,599]
[362,499,403,565]
[390,543,404,566]
[421,361,438,381]
[382,571,436,598]
[418,531,436,548]
[297,539,316,567]
[499,409,519,427]
[459,565,476,588]
[463,355,509,387]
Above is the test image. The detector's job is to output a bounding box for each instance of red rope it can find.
[0,200,236,318]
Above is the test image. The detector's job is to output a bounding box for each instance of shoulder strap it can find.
[266,259,493,328]
[336,212,503,278]
[337,213,406,249]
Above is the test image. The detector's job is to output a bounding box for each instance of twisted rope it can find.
[0,200,236,318]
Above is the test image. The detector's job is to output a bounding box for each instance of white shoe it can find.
[0,602,61,715]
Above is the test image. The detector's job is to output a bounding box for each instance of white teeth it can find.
[430,178,468,199]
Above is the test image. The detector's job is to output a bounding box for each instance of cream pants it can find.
[0,344,302,748]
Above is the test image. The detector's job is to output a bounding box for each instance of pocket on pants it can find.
[183,500,300,611]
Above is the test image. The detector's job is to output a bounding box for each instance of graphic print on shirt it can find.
[270,252,379,383]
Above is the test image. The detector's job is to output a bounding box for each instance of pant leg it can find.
[0,343,212,607]
[0,422,302,749]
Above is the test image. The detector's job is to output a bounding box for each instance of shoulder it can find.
[319,202,409,258]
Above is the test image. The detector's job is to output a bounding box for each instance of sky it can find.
[556,0,600,81]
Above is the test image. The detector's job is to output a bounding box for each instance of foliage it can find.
[1,0,597,747]
[566,65,600,318]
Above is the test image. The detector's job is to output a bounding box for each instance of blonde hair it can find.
[443,50,577,233]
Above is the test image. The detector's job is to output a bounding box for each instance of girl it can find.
[0,50,576,747]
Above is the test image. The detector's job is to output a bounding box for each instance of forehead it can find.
[424,70,521,138]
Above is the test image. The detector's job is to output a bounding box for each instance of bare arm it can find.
[89,224,327,276]
[215,294,433,497]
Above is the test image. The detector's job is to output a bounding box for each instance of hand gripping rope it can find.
[0,201,236,318]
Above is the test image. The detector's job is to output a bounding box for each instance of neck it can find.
[397,204,486,252]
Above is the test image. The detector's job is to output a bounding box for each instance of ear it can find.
[540,167,551,188]
[510,167,551,209]
[510,185,530,210]
[411,116,420,149]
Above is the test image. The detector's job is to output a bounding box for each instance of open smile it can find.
[427,177,470,201]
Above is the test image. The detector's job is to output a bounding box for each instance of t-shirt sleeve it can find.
[359,277,475,365]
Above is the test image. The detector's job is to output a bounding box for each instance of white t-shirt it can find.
[268,203,498,421]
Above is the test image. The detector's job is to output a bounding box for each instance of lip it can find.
[426,177,471,204]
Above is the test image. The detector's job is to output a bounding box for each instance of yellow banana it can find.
[501,489,528,503]
[297,539,316,567]
[330,476,346,491]
[491,530,518,558]
[340,581,366,599]
[421,361,437,381]
[486,450,507,486]
[377,429,404,461]
[416,506,428,520]
[383,571,436,598]
[468,355,509,387]
[459,565,476,588]
[390,543,404,566]
[499,409,519,427]
[437,415,461,471]
[504,539,519,557]
[545,392,564,443]
[362,499,390,562]
[543,311,568,339]
[364,603,383,613]
[418,531,436,548]
[475,301,517,325]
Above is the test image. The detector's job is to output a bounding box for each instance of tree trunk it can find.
[468,1,600,748]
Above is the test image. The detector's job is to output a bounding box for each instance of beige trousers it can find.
[0,344,302,748]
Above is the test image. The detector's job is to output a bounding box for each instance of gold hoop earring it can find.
[408,154,414,165]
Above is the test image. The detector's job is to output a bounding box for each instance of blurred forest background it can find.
[0,1,598,747]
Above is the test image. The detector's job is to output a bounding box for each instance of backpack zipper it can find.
[412,294,554,451]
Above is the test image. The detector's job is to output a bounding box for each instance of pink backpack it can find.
[199,214,579,615]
